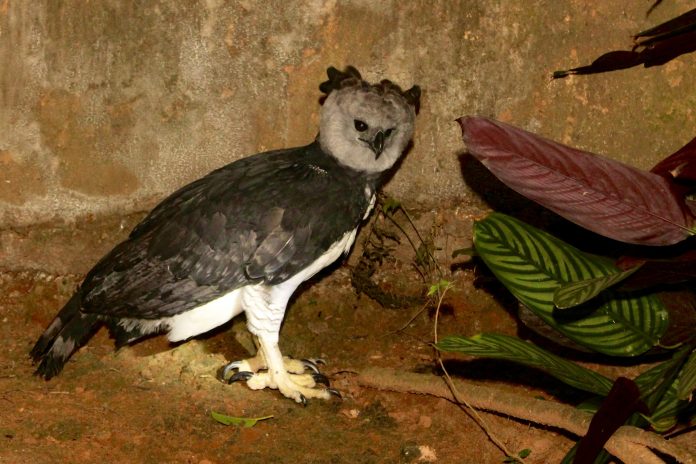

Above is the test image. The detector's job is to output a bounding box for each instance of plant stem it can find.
[431,283,519,460]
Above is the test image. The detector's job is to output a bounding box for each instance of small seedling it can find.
[210,411,273,427]
[503,448,532,463]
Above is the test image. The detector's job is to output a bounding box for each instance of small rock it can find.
[418,445,437,462]
[340,408,360,419]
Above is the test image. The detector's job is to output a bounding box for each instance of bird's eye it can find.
[354,119,368,132]
[384,128,394,137]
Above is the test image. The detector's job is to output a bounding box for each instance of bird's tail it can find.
[30,291,100,379]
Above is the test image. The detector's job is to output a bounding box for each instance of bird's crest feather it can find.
[319,66,421,113]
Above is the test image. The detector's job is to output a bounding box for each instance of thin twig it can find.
[397,206,444,279]
[384,214,421,265]
[394,300,431,333]
[432,283,518,460]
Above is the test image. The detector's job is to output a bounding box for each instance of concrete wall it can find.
[1,0,695,229]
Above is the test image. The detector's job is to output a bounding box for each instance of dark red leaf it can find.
[553,9,696,78]
[651,136,696,183]
[656,290,696,347]
[617,250,696,289]
[645,0,663,19]
[615,256,696,347]
[635,8,696,42]
[574,377,648,464]
[459,117,695,246]
[640,30,696,67]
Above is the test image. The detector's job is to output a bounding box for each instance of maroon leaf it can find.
[639,30,696,68]
[645,0,664,18]
[650,136,696,183]
[553,8,696,78]
[617,251,696,289]
[458,117,695,245]
[635,8,696,44]
[650,137,696,221]
[574,377,648,464]
[553,31,696,77]
[656,290,696,347]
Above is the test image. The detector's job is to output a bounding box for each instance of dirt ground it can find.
[1,213,694,464]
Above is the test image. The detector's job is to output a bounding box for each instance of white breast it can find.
[165,288,244,342]
[158,228,359,343]
[244,228,359,341]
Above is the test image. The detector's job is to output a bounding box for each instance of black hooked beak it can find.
[369,131,385,159]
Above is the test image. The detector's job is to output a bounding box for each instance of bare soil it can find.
[1,214,693,463]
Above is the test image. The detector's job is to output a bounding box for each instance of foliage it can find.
[473,213,669,356]
[437,334,614,395]
[210,411,273,428]
[504,448,531,464]
[459,117,695,246]
[440,115,696,462]
[553,7,696,78]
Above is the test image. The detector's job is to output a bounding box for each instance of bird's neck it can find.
[309,138,388,188]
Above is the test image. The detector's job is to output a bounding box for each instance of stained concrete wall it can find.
[1,1,695,230]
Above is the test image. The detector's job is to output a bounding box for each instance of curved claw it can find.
[304,358,326,366]
[299,394,307,407]
[228,371,254,384]
[219,360,246,380]
[327,388,342,399]
[217,364,235,382]
[225,360,246,370]
[301,359,320,373]
[311,372,330,387]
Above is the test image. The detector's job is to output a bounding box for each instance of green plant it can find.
[210,411,273,427]
[439,117,696,463]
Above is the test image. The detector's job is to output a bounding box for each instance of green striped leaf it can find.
[436,334,614,396]
[554,265,642,309]
[677,349,696,400]
[643,381,691,432]
[635,346,696,432]
[629,346,694,432]
[473,213,669,356]
[634,346,692,408]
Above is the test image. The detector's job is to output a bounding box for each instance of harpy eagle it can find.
[31,66,420,403]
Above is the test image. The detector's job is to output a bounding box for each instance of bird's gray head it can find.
[318,66,420,174]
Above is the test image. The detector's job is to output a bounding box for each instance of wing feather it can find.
[80,142,371,319]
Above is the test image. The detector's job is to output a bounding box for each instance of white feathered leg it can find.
[219,281,336,403]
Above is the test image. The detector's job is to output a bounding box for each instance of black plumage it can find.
[86,141,379,317]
